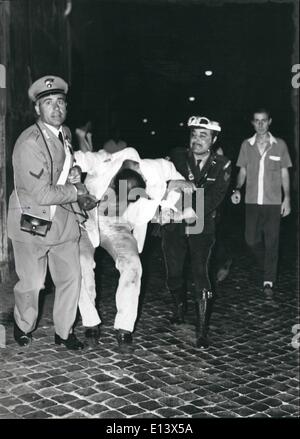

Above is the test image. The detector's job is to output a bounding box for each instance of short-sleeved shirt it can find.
[236,132,292,205]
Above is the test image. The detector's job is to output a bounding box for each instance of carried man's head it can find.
[187,115,221,156]
[113,168,147,203]
[28,75,68,128]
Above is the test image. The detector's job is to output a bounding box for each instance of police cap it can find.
[28,75,68,102]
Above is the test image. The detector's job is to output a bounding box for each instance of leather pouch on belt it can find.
[20,213,52,237]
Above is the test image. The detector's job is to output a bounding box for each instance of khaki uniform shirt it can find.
[7,122,80,245]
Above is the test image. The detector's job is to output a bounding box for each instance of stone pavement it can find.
[0,213,299,420]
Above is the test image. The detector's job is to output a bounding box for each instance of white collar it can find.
[248,132,277,146]
[44,122,63,138]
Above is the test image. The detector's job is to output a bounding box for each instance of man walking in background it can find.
[231,107,292,298]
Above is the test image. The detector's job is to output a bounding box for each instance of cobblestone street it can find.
[0,213,299,420]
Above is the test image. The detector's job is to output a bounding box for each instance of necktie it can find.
[58,131,64,145]
[196,159,202,168]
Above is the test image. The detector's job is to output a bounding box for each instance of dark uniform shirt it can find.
[167,147,232,234]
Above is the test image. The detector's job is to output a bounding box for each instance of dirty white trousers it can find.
[79,216,142,332]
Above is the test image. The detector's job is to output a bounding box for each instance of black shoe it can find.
[14,321,32,347]
[55,333,84,350]
[115,330,134,353]
[196,335,210,349]
[263,283,274,299]
[85,325,101,345]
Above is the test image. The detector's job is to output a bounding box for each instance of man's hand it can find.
[173,207,198,223]
[281,197,291,217]
[75,182,98,211]
[67,165,82,184]
[181,207,198,223]
[167,180,196,194]
[231,189,241,204]
[75,182,88,196]
[77,193,98,211]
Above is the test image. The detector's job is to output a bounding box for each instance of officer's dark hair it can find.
[113,168,146,198]
[251,107,272,120]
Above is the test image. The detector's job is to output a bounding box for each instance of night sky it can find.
[68,0,295,161]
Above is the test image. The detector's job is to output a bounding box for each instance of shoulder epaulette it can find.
[25,126,40,143]
[223,160,231,170]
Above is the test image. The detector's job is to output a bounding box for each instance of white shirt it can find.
[44,123,72,218]
[74,148,185,251]
[123,158,184,251]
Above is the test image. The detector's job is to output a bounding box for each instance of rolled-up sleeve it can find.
[279,140,292,168]
[236,141,248,168]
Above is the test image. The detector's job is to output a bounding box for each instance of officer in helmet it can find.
[161,115,231,348]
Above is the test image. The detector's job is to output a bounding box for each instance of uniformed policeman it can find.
[7,75,96,349]
[161,115,231,348]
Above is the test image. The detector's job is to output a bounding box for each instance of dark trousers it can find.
[245,204,281,283]
[161,224,215,300]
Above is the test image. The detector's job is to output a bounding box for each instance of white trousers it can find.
[79,231,101,327]
[79,217,142,332]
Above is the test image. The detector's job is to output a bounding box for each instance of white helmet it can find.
[187,116,221,132]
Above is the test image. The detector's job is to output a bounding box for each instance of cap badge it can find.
[45,78,54,88]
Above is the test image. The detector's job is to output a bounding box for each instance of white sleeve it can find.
[111,147,141,163]
[74,150,107,173]
[159,158,185,181]
[123,198,159,227]
[132,224,148,253]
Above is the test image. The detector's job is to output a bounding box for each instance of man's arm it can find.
[160,158,185,181]
[75,122,93,152]
[236,166,247,189]
[231,166,247,204]
[281,167,291,217]
[160,158,196,193]
[74,123,102,173]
